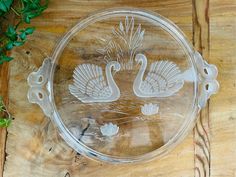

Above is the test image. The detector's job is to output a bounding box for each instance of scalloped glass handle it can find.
[27,59,53,117]
[194,51,219,109]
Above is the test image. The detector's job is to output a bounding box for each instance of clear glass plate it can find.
[27,8,219,163]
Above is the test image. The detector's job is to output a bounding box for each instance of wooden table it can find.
[0,0,235,176]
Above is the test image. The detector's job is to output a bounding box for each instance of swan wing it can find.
[69,64,112,101]
[141,60,184,97]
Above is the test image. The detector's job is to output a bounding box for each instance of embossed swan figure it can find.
[69,61,121,103]
[133,54,184,98]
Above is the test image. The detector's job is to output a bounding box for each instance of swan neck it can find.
[134,57,147,86]
[106,63,120,98]
[140,57,147,71]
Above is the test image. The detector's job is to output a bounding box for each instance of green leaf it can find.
[0,0,13,14]
[5,41,14,50]
[0,54,13,62]
[13,41,24,46]
[3,55,13,62]
[0,96,12,127]
[0,2,7,12]
[5,25,17,40]
[23,15,31,24]
[19,32,26,40]
[6,25,15,34]
[0,118,11,127]
[25,27,35,35]
[27,12,38,19]
[2,0,13,10]
[21,0,49,21]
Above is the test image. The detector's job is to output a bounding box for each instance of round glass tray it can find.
[27,8,219,163]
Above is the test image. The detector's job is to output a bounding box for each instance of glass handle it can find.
[27,58,53,117]
[194,51,219,109]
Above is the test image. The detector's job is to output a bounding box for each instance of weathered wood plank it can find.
[192,0,211,177]
[0,62,9,177]
[0,8,16,177]
[209,0,236,176]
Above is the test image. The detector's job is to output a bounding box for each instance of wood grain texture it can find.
[0,8,15,177]
[192,0,211,177]
[209,0,236,176]
[0,62,9,177]
[1,0,236,177]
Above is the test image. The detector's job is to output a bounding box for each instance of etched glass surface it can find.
[27,9,219,163]
[52,14,195,158]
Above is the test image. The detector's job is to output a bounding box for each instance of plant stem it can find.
[11,7,21,16]
[20,0,24,9]
[1,101,12,121]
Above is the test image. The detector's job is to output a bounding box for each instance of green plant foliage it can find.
[0,118,11,127]
[0,96,12,127]
[0,0,48,127]
[0,0,49,64]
